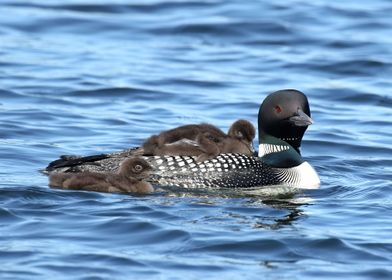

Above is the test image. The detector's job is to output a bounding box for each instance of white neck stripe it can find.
[258,143,290,157]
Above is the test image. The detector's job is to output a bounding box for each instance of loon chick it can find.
[226,119,255,154]
[142,120,255,161]
[44,89,319,189]
[49,157,153,194]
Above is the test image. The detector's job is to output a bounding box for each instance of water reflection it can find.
[161,187,311,230]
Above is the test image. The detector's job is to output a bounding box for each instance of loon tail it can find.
[44,147,144,173]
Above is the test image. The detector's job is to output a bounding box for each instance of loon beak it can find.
[289,109,313,127]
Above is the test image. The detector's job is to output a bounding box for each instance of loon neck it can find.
[258,134,304,168]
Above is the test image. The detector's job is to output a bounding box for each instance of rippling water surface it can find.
[1,0,391,279]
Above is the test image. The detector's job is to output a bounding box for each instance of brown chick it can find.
[225,119,256,155]
[49,157,153,194]
[141,120,255,161]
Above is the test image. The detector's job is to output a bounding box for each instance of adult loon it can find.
[44,89,320,190]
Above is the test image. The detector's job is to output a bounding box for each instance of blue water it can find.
[1,0,391,279]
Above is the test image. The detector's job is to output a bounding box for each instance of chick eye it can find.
[275,105,282,113]
[205,134,220,143]
[134,164,143,172]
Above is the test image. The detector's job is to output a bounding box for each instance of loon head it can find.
[258,89,313,155]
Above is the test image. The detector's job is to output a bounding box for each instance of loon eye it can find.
[275,105,282,113]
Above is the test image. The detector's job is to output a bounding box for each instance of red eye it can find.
[275,105,282,113]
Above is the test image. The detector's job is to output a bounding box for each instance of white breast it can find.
[273,161,320,189]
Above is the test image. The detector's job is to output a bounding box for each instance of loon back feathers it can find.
[147,153,319,189]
